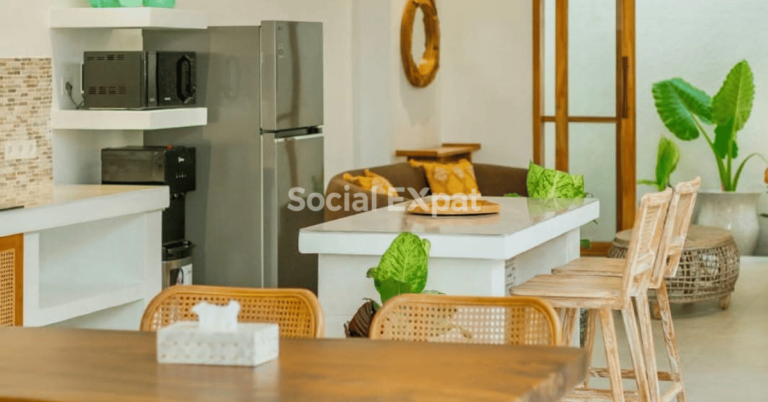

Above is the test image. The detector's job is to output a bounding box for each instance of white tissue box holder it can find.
[157,322,280,367]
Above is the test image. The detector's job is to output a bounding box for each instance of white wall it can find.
[352,0,441,169]
[0,0,80,58]
[439,0,532,167]
[637,0,768,196]
[352,0,395,168]
[353,0,532,170]
[0,0,354,184]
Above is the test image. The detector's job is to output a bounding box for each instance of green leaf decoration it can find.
[526,198,586,218]
[373,279,413,305]
[505,193,522,197]
[421,238,431,257]
[656,137,680,189]
[422,290,444,295]
[367,233,430,303]
[713,119,739,159]
[639,138,681,191]
[527,162,587,199]
[651,78,713,141]
[712,60,755,132]
[580,239,592,250]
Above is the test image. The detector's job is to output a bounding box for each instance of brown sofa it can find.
[325,162,529,221]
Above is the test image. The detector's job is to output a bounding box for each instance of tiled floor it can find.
[587,257,768,400]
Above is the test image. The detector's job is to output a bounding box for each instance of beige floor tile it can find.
[585,257,768,401]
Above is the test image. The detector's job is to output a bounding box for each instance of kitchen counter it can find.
[0,185,168,237]
[301,197,599,260]
[300,197,600,337]
[0,185,169,329]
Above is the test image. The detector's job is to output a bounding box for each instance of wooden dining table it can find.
[0,328,587,402]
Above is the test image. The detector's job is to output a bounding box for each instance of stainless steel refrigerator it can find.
[143,22,324,293]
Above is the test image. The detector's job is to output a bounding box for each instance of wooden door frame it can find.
[532,0,636,255]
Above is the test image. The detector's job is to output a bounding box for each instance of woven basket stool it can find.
[608,225,740,317]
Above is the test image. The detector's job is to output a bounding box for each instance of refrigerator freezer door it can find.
[262,133,324,293]
[261,21,324,132]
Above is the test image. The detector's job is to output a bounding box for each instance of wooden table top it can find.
[0,328,587,402]
[395,143,481,159]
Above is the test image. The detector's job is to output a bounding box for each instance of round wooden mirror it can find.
[401,0,440,88]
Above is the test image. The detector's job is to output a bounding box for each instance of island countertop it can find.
[300,197,600,260]
[0,185,170,237]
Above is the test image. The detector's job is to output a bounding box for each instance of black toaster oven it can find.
[83,51,197,110]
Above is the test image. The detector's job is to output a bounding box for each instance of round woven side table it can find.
[609,225,740,317]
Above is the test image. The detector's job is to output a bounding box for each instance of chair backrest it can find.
[369,294,562,346]
[621,188,673,298]
[649,178,701,289]
[140,285,325,338]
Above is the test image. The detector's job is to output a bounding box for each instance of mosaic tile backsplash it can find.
[0,58,53,192]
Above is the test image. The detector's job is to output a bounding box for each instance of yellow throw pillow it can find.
[343,169,399,197]
[409,159,481,196]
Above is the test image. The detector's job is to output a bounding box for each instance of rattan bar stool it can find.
[552,178,700,402]
[369,294,562,346]
[511,188,673,402]
[141,285,325,338]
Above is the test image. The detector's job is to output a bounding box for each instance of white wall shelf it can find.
[52,108,208,131]
[18,188,166,329]
[49,7,208,30]
[30,279,145,327]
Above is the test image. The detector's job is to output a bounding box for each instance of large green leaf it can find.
[372,279,413,305]
[651,78,713,141]
[367,233,430,300]
[526,197,585,217]
[527,162,587,199]
[712,60,755,131]
[711,61,754,161]
[655,136,680,188]
[713,119,739,159]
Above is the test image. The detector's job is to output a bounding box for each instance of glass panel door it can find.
[533,0,636,253]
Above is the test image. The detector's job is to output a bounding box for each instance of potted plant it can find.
[345,232,441,337]
[652,60,766,254]
[639,137,680,191]
[756,169,768,256]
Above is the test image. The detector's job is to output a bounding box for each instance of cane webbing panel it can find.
[370,294,562,346]
[141,285,325,338]
[0,249,15,327]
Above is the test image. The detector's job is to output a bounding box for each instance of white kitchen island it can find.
[0,185,168,330]
[299,197,600,338]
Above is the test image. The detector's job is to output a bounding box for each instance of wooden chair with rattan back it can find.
[141,285,325,338]
[511,188,673,402]
[550,177,701,402]
[370,294,562,346]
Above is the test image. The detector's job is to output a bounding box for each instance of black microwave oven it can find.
[82,51,197,110]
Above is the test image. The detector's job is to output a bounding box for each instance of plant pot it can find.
[344,301,376,338]
[756,215,768,256]
[694,191,760,255]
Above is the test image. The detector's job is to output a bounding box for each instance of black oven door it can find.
[156,52,197,107]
